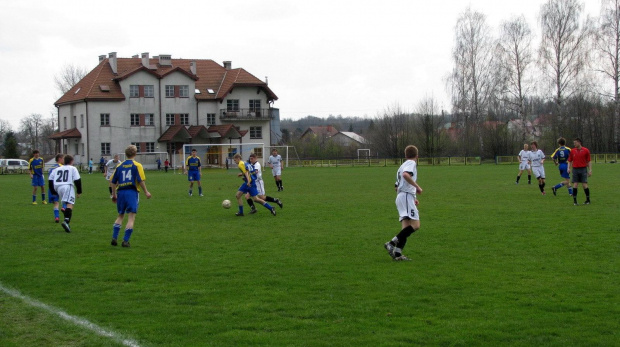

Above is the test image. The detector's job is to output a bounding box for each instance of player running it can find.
[49,155,82,233]
[184,149,203,196]
[110,145,152,247]
[267,149,284,191]
[515,144,531,185]
[232,153,276,217]
[550,137,572,197]
[530,141,546,195]
[104,154,121,198]
[47,154,65,223]
[29,149,47,204]
[245,153,283,214]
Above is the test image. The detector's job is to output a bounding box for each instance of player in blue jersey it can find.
[551,137,573,197]
[29,150,47,204]
[47,154,66,223]
[232,153,276,217]
[184,149,203,196]
[110,145,152,247]
[245,153,283,214]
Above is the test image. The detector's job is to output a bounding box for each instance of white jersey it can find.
[51,165,81,188]
[105,159,120,180]
[530,149,545,167]
[518,150,530,164]
[396,159,417,195]
[268,155,282,169]
[253,161,264,181]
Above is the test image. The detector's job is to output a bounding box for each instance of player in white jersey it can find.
[529,141,546,195]
[104,154,121,197]
[49,155,82,233]
[516,143,532,184]
[245,153,283,213]
[267,149,284,191]
[384,145,423,261]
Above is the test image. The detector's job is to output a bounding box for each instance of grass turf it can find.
[0,163,618,346]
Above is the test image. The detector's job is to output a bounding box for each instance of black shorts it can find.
[571,167,588,183]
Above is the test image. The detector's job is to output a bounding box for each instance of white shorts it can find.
[396,192,419,222]
[532,166,545,179]
[519,162,530,171]
[256,179,266,196]
[56,185,76,205]
[271,167,282,177]
[106,172,114,181]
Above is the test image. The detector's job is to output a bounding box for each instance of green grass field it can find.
[1,163,619,346]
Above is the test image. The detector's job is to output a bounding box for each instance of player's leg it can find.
[516,169,523,184]
[527,168,532,184]
[61,202,74,233]
[197,177,203,196]
[252,189,275,215]
[111,213,125,246]
[235,188,246,216]
[245,192,257,213]
[39,185,46,204]
[31,181,37,204]
[582,182,590,204]
[122,213,137,247]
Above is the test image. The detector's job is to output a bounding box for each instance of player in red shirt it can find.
[567,137,592,205]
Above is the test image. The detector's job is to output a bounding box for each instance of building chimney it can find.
[108,52,117,74]
[99,55,106,63]
[141,52,150,68]
[159,54,172,66]
[223,61,232,70]
[189,61,197,75]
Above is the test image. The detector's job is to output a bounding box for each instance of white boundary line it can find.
[0,282,141,347]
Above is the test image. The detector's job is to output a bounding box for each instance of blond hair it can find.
[125,145,138,159]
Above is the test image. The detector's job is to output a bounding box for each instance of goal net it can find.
[117,152,168,170]
[269,145,301,167]
[175,143,266,172]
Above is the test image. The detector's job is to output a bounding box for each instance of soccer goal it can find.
[270,145,301,167]
[357,149,371,159]
[175,143,267,172]
[117,152,168,170]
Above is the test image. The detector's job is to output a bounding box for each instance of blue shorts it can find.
[48,190,59,203]
[188,171,201,182]
[32,175,44,186]
[558,163,569,179]
[238,182,259,197]
[116,189,139,214]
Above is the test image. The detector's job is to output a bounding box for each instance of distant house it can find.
[300,126,339,139]
[331,131,367,147]
[300,126,367,147]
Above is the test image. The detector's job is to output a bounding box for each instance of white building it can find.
[51,52,278,166]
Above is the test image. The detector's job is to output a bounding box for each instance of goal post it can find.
[177,143,266,172]
[270,145,301,167]
[117,152,168,170]
[357,149,371,159]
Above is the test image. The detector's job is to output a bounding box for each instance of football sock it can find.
[539,184,544,193]
[573,188,578,202]
[199,187,203,195]
[189,189,192,195]
[112,223,121,239]
[247,198,255,208]
[568,187,573,195]
[32,195,36,202]
[265,196,276,202]
[516,176,521,183]
[42,193,46,201]
[54,208,59,219]
[123,228,133,242]
[396,225,415,250]
[584,188,590,200]
[63,208,72,223]
[238,205,244,214]
[109,187,112,194]
[554,183,564,190]
[279,180,283,188]
[263,203,273,210]
[528,175,531,183]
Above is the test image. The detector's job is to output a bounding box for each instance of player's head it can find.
[233,153,242,163]
[573,137,582,148]
[113,154,119,161]
[404,145,418,159]
[125,145,138,159]
[32,150,40,157]
[55,153,64,163]
[191,149,197,157]
[530,141,538,150]
[523,143,529,150]
[557,137,566,146]
[249,153,257,163]
[63,155,74,165]
[272,149,277,155]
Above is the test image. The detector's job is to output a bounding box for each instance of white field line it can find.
[0,282,141,347]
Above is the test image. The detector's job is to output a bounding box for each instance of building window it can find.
[101,143,110,155]
[144,85,154,98]
[80,114,84,128]
[72,116,76,128]
[166,114,175,126]
[249,100,261,111]
[63,117,67,130]
[250,126,262,139]
[206,113,216,125]
[100,113,110,126]
[74,143,79,155]
[165,85,174,98]
[131,142,141,153]
[131,114,140,126]
[227,99,239,111]
[253,147,263,158]
[179,85,189,98]
[180,114,189,125]
[145,142,155,153]
[145,114,154,126]
[130,85,139,98]
[167,142,176,154]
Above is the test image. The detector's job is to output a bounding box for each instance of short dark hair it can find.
[249,153,256,158]
[32,150,39,155]
[558,137,566,146]
[404,145,418,159]
[63,155,74,165]
[530,141,538,148]
[574,137,582,144]
[192,149,197,152]
[55,153,64,162]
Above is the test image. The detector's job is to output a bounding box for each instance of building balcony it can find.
[219,108,274,121]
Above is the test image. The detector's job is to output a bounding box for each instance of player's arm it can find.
[74,178,83,196]
[139,181,152,198]
[48,179,57,196]
[402,171,422,194]
[28,158,34,177]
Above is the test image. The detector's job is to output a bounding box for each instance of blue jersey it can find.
[111,160,146,191]
[186,156,201,171]
[552,146,571,164]
[29,157,44,176]
[238,161,257,185]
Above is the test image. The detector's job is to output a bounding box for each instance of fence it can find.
[289,157,482,168]
[496,153,619,165]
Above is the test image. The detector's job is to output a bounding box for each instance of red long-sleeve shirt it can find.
[568,147,591,168]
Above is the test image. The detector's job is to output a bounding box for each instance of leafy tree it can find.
[3,131,19,158]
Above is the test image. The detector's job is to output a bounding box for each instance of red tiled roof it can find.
[49,128,82,139]
[188,125,209,139]
[158,125,191,142]
[207,124,244,138]
[301,126,339,138]
[54,56,277,106]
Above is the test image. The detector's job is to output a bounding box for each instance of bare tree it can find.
[498,15,535,143]
[448,7,498,156]
[414,96,445,157]
[594,0,620,149]
[367,104,413,159]
[538,0,592,127]
[0,119,12,144]
[19,114,43,152]
[54,64,87,96]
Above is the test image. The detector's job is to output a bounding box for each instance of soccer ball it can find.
[222,199,231,209]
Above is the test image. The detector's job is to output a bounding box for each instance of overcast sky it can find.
[0,0,600,130]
